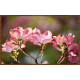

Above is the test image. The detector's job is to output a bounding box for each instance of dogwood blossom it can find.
[9,27,33,43]
[30,28,53,46]
[68,43,79,54]
[51,33,75,51]
[68,52,79,63]
[51,33,79,64]
[66,33,75,45]
[2,39,25,52]
[68,43,79,63]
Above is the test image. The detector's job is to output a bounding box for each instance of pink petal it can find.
[42,31,53,44]
[66,33,75,45]
[2,47,11,52]
[33,28,41,34]
[68,52,79,63]
[23,28,32,40]
[30,33,41,46]
[2,39,19,52]
[6,40,18,48]
[68,43,79,53]
[15,27,24,36]
[51,41,61,51]
[42,31,52,39]
[42,38,52,44]
[9,29,21,39]
[9,27,24,40]
[34,33,42,42]
[42,31,52,38]
[2,43,13,52]
[54,35,67,45]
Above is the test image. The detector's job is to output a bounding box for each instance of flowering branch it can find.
[2,27,79,64]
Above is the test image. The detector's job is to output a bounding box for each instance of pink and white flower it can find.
[68,43,79,54]
[2,39,25,52]
[51,33,75,51]
[51,34,67,51]
[53,35,67,45]
[2,26,79,64]
[68,43,79,64]
[51,33,79,64]
[66,33,75,45]
[9,27,33,43]
[30,28,53,46]
[68,52,79,64]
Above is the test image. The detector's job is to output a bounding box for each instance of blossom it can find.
[2,39,25,52]
[51,35,67,52]
[68,43,79,54]
[2,26,79,64]
[68,43,79,64]
[30,28,53,46]
[51,33,79,64]
[68,52,79,64]
[51,33,75,51]
[9,27,32,43]
[66,33,75,45]
[53,35,67,45]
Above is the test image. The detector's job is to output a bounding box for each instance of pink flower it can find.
[9,27,32,43]
[2,39,25,52]
[66,33,75,45]
[51,33,79,64]
[30,28,53,46]
[68,43,79,63]
[53,33,75,45]
[68,52,79,64]
[68,43,79,54]
[51,33,75,51]
[42,61,48,64]
[51,35,67,51]
[53,35,67,45]
[53,35,66,45]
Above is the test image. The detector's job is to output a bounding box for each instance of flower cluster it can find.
[2,27,79,64]
[51,33,79,63]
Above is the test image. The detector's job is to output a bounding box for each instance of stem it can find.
[37,49,44,63]
[20,48,37,64]
[57,52,68,64]
[36,49,41,59]
[40,44,45,63]
[18,43,38,64]
[36,52,43,59]
[57,54,65,64]
[36,44,46,63]
[10,55,20,64]
[41,54,43,63]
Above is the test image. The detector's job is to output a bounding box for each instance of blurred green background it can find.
[1,16,78,64]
